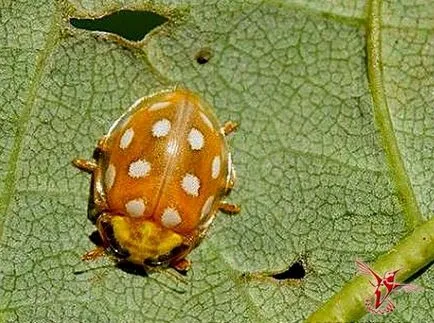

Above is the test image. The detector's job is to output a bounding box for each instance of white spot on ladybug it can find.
[119,128,134,149]
[161,207,182,228]
[211,156,221,179]
[152,119,171,138]
[181,173,200,196]
[188,128,204,150]
[105,164,116,190]
[200,112,214,130]
[149,101,171,111]
[129,159,151,178]
[200,195,214,220]
[125,198,146,217]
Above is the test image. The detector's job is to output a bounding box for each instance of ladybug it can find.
[73,88,240,272]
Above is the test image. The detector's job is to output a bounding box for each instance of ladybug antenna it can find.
[73,264,187,294]
[165,267,189,284]
[148,273,187,294]
[73,264,113,275]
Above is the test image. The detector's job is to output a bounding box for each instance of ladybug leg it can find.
[91,193,108,214]
[221,121,238,136]
[73,135,106,173]
[171,258,191,272]
[94,135,108,156]
[168,236,197,273]
[72,159,97,174]
[81,246,106,261]
[218,201,240,215]
[74,161,108,217]
[73,156,108,219]
[91,167,107,213]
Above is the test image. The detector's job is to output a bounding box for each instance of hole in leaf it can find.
[195,48,212,64]
[272,260,306,280]
[70,10,168,41]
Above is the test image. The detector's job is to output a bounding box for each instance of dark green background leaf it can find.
[1,0,433,321]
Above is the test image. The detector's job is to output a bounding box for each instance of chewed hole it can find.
[272,260,306,280]
[195,48,212,64]
[70,10,168,41]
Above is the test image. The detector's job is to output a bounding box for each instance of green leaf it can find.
[1,0,433,322]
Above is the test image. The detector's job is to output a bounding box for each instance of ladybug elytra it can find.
[73,88,239,272]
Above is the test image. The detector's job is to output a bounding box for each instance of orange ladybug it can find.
[73,89,239,272]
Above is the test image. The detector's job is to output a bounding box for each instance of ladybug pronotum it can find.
[73,88,240,272]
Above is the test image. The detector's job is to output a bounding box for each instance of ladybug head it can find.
[96,214,184,267]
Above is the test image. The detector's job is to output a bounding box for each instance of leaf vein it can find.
[0,11,61,240]
[366,0,424,229]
